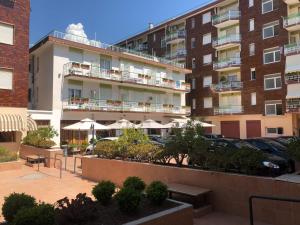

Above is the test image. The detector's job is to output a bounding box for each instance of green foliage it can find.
[0,147,18,163]
[117,129,149,147]
[2,193,36,223]
[80,141,89,151]
[23,127,58,149]
[123,177,146,193]
[115,188,141,214]
[95,141,119,159]
[13,203,55,225]
[146,181,168,206]
[287,139,300,162]
[92,181,115,205]
[127,143,158,161]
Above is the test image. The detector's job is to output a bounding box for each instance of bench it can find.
[168,183,211,208]
[26,155,46,166]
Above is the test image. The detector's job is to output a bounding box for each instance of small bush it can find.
[0,147,18,163]
[22,127,57,149]
[146,181,168,205]
[13,203,55,225]
[115,188,141,214]
[2,193,36,223]
[287,139,300,162]
[123,177,146,192]
[94,141,119,159]
[37,140,56,149]
[92,181,115,205]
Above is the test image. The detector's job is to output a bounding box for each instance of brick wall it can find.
[0,0,30,108]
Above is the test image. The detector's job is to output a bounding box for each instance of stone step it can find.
[193,205,213,218]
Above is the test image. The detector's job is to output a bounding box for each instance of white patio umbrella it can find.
[165,118,215,129]
[107,119,136,129]
[63,118,109,131]
[136,119,169,129]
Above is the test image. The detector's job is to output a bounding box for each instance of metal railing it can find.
[133,44,148,51]
[214,105,243,115]
[283,12,300,28]
[163,30,186,44]
[249,195,300,225]
[212,10,240,26]
[63,62,190,92]
[211,81,243,92]
[213,57,241,70]
[45,31,185,68]
[164,49,187,60]
[284,42,300,55]
[287,98,300,110]
[63,98,191,115]
[285,73,300,83]
[36,155,63,179]
[212,34,241,48]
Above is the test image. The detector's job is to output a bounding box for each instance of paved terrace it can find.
[0,160,272,225]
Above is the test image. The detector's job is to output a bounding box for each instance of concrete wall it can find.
[82,157,300,225]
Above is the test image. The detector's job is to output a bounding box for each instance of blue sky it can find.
[30,0,211,45]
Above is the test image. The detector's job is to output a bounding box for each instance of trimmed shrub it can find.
[123,176,145,192]
[22,127,57,149]
[146,181,168,206]
[37,140,56,149]
[115,188,141,214]
[2,193,36,223]
[92,181,115,205]
[13,203,55,225]
[94,141,119,159]
[0,147,18,163]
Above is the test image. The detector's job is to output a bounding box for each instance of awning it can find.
[0,114,26,132]
[286,83,300,99]
[285,55,300,73]
[27,116,38,131]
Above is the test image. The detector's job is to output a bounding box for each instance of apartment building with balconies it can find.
[117,0,300,138]
[29,31,191,144]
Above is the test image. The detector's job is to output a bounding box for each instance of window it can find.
[251,92,256,106]
[204,97,213,108]
[192,98,196,110]
[265,101,283,115]
[153,34,156,42]
[191,78,196,90]
[203,76,212,87]
[192,58,196,69]
[249,0,254,7]
[0,68,13,90]
[264,74,282,90]
[0,132,16,142]
[202,12,211,24]
[266,127,283,135]
[249,43,255,56]
[191,38,196,48]
[251,68,256,80]
[263,21,279,39]
[249,19,255,31]
[203,54,212,65]
[203,33,211,45]
[191,18,196,29]
[262,0,273,14]
[0,23,14,45]
[68,88,82,99]
[263,48,280,64]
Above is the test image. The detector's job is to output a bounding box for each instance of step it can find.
[193,205,213,218]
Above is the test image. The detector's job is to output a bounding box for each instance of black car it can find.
[204,134,224,139]
[272,136,300,147]
[245,138,295,173]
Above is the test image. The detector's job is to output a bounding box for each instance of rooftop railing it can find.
[214,105,243,115]
[41,31,185,69]
[212,10,240,26]
[212,34,241,48]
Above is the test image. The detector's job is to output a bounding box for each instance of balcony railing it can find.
[213,57,241,70]
[286,98,300,112]
[134,44,148,51]
[63,62,190,92]
[212,34,241,48]
[211,81,243,92]
[212,10,240,26]
[165,49,187,60]
[286,73,300,84]
[283,13,300,28]
[214,105,244,115]
[284,42,300,55]
[40,31,185,69]
[164,30,186,44]
[63,98,191,115]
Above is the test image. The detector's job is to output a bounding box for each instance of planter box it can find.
[123,200,193,225]
[20,145,63,168]
[0,160,22,172]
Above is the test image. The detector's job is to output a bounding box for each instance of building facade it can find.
[0,0,31,151]
[29,31,191,145]
[117,0,300,138]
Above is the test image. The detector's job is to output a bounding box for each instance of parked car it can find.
[209,138,291,176]
[204,134,224,139]
[272,136,300,147]
[85,137,119,154]
[244,138,295,173]
[148,135,166,146]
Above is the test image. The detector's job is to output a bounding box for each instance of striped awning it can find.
[0,114,26,132]
[27,116,38,131]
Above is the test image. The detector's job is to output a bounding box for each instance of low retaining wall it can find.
[82,157,300,225]
[20,145,63,168]
[0,161,22,172]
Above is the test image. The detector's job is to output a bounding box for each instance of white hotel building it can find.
[28,31,191,145]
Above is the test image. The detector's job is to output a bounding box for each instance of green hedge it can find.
[23,127,57,149]
[0,147,18,163]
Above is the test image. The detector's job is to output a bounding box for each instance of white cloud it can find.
[65,23,87,38]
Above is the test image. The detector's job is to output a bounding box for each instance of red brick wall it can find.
[0,0,30,108]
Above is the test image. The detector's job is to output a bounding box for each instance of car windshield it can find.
[264,139,286,151]
[232,140,258,150]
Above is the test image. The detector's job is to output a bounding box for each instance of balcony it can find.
[212,10,240,28]
[283,13,300,31]
[286,98,300,113]
[214,105,244,115]
[134,44,148,52]
[213,57,241,72]
[212,34,241,50]
[164,30,186,44]
[284,42,300,56]
[63,98,191,115]
[165,49,187,61]
[63,62,190,92]
[286,73,300,84]
[211,81,243,93]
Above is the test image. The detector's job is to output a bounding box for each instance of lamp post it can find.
[90,123,95,155]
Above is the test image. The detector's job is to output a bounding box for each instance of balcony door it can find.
[219,93,241,107]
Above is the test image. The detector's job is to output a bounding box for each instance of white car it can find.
[85,137,119,154]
